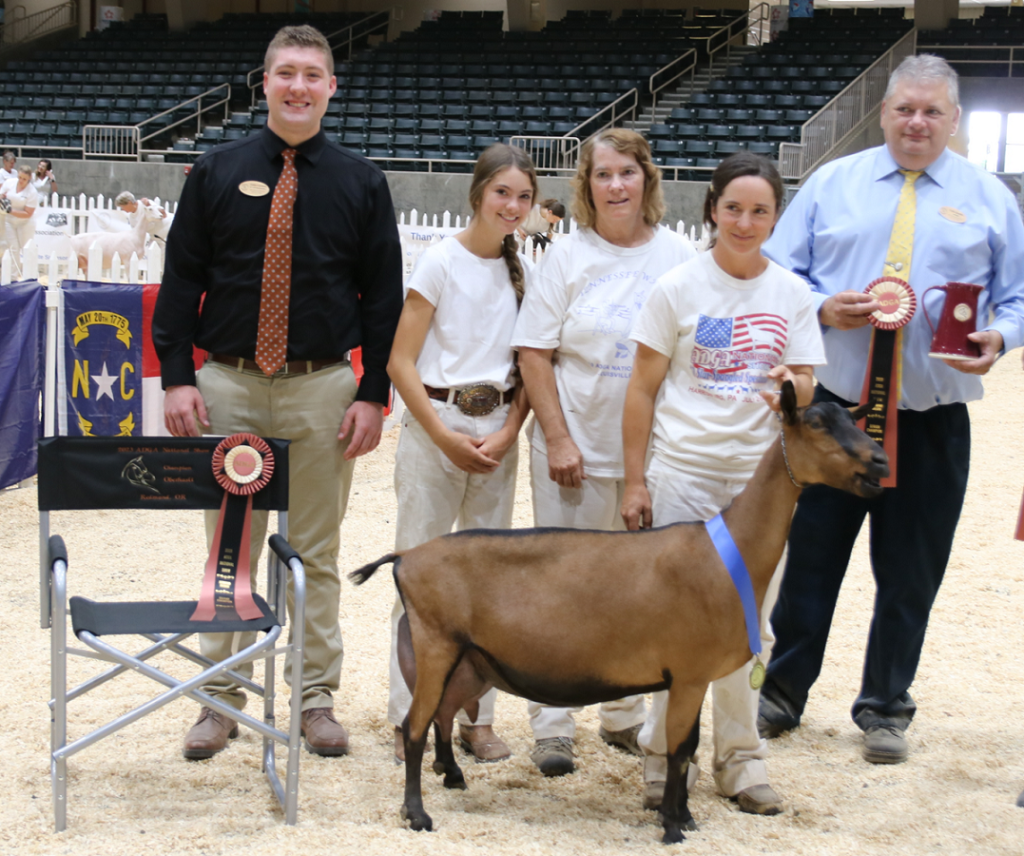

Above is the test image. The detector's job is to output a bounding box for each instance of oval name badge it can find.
[239,180,270,197]
[939,206,967,223]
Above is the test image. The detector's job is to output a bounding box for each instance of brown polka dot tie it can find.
[255,147,298,376]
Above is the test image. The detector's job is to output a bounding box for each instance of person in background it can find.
[115,191,171,243]
[0,164,39,257]
[622,153,825,816]
[511,128,696,778]
[385,143,535,765]
[757,54,1024,767]
[32,159,58,198]
[153,24,403,762]
[0,151,16,183]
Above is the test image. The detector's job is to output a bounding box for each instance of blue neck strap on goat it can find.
[706,513,761,656]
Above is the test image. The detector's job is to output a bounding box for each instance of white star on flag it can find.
[92,362,117,401]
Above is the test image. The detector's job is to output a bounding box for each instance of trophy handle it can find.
[921,285,946,336]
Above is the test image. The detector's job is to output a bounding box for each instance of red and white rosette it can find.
[212,433,274,495]
[865,276,916,330]
[192,433,274,622]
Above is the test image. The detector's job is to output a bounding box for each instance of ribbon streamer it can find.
[191,434,274,622]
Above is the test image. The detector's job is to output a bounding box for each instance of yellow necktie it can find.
[883,169,922,282]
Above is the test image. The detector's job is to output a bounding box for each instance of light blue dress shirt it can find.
[763,145,1024,410]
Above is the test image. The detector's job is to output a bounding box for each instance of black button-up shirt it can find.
[153,126,403,404]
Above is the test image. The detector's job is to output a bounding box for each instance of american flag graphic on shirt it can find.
[694,313,788,355]
[691,313,788,398]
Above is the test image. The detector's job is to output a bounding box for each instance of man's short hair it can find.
[2,151,15,165]
[885,54,960,109]
[115,191,136,207]
[264,24,334,74]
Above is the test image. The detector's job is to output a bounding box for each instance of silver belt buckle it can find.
[455,384,501,416]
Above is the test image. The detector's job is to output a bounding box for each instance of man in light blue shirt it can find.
[757,55,1024,766]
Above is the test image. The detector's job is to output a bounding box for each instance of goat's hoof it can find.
[401,806,433,832]
[661,825,685,844]
[443,771,467,790]
[659,811,697,833]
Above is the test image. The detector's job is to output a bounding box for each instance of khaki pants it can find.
[388,400,518,727]
[195,360,357,712]
[637,460,785,797]
[526,444,647,740]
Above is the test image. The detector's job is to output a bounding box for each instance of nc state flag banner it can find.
[58,282,202,437]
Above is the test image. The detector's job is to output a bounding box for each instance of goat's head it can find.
[778,381,889,498]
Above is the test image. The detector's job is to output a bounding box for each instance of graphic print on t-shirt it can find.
[691,312,788,401]
[573,271,653,379]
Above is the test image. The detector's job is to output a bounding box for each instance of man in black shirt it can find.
[153,25,402,759]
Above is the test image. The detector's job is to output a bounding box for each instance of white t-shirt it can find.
[407,236,521,392]
[31,175,54,198]
[631,252,827,480]
[0,168,15,183]
[511,225,697,478]
[1,177,39,212]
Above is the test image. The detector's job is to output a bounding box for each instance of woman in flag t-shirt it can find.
[621,153,825,817]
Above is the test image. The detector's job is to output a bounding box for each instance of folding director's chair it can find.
[38,435,305,831]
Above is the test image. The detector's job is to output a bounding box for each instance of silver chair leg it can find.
[50,559,67,832]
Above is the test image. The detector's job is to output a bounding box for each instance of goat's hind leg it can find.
[660,689,704,845]
[400,634,462,831]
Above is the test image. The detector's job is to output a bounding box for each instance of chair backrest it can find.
[37,436,290,512]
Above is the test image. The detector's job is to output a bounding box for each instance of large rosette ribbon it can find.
[191,434,275,622]
[858,277,916,488]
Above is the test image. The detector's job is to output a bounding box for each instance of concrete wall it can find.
[45,157,709,229]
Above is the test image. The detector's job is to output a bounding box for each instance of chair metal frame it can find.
[38,436,306,831]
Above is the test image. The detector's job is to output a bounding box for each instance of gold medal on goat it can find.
[749,656,766,690]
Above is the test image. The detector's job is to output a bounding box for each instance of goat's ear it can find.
[848,402,870,422]
[779,379,799,425]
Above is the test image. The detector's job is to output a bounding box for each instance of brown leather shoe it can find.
[301,708,349,756]
[457,724,511,762]
[183,707,238,760]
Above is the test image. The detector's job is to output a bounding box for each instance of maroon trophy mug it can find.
[924,282,983,360]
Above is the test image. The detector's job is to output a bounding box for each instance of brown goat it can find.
[350,382,889,844]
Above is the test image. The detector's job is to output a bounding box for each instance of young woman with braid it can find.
[385,144,536,764]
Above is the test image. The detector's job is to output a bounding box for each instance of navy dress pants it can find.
[763,385,970,732]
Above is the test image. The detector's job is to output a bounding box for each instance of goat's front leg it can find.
[660,688,704,844]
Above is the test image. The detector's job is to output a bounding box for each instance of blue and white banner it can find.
[0,281,44,488]
[59,282,146,437]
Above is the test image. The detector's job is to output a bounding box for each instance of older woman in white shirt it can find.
[511,128,696,777]
[0,165,39,255]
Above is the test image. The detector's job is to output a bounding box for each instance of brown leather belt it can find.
[424,383,506,416]
[209,353,346,375]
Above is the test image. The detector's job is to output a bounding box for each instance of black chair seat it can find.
[70,594,278,637]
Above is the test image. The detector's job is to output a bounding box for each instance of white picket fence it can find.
[0,192,176,286]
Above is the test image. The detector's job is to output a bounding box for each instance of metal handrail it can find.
[137,83,231,144]
[778,29,918,182]
[914,44,1023,78]
[509,136,582,173]
[0,1,76,53]
[647,4,770,114]
[246,10,391,106]
[84,84,232,161]
[567,88,640,141]
[649,49,698,113]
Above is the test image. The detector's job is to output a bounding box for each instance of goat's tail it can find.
[348,553,399,586]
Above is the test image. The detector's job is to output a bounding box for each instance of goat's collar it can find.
[778,418,806,489]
